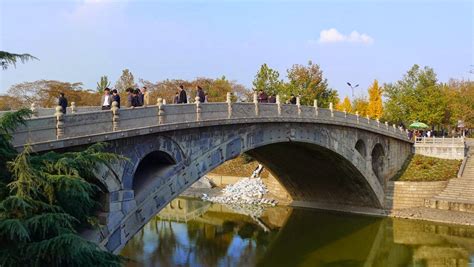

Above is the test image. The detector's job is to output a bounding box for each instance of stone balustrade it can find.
[10,99,411,151]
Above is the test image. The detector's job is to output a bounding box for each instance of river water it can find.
[121,197,474,267]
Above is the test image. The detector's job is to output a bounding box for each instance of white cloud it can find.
[316,28,374,45]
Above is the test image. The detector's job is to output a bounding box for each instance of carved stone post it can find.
[54,106,64,139]
[329,102,334,117]
[296,97,301,116]
[226,92,232,119]
[314,99,318,117]
[71,102,77,114]
[276,95,281,116]
[366,115,370,124]
[393,124,397,132]
[157,98,165,124]
[30,103,38,118]
[376,118,380,127]
[111,101,119,131]
[253,92,259,116]
[355,111,359,123]
[385,121,389,130]
[343,109,347,118]
[163,99,167,105]
[195,96,201,121]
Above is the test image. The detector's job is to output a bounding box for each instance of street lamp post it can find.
[346,82,359,98]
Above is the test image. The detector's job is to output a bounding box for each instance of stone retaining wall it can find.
[386,181,448,210]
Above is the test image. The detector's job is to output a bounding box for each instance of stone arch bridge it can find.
[10,98,412,253]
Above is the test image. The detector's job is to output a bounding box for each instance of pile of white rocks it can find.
[202,177,278,207]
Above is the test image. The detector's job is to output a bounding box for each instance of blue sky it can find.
[0,0,472,98]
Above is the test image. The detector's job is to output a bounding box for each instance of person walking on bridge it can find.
[112,89,121,109]
[58,92,67,114]
[196,86,205,103]
[178,85,187,104]
[101,88,112,110]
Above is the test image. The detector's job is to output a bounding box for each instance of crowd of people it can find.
[57,87,304,115]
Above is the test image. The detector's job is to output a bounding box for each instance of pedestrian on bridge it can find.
[101,88,112,110]
[112,89,120,109]
[178,85,187,104]
[58,92,67,114]
[196,86,205,103]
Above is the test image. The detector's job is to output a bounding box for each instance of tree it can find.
[337,96,352,112]
[0,51,38,70]
[285,60,338,107]
[367,80,383,119]
[383,64,448,127]
[115,69,136,93]
[353,97,369,116]
[443,79,474,128]
[252,64,283,96]
[96,76,111,93]
[0,110,124,266]
[7,80,100,108]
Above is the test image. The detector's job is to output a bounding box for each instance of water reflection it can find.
[121,197,474,267]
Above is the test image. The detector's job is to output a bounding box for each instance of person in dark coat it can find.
[131,89,141,107]
[58,92,68,114]
[178,85,187,104]
[268,94,276,103]
[289,94,297,104]
[112,89,121,108]
[196,86,205,103]
[257,90,268,103]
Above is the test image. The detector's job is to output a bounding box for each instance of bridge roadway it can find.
[9,96,413,253]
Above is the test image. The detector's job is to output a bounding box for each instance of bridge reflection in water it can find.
[120,197,474,267]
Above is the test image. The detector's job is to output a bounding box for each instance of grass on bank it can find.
[394,154,462,182]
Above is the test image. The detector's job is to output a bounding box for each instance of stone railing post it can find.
[385,121,389,130]
[71,102,77,114]
[329,102,334,117]
[296,97,301,116]
[313,100,318,117]
[157,98,165,124]
[54,106,64,139]
[343,109,347,118]
[195,96,201,121]
[355,111,359,123]
[226,92,232,119]
[162,99,167,105]
[30,103,38,118]
[366,115,370,124]
[276,95,281,116]
[392,124,396,132]
[376,118,380,128]
[111,101,120,131]
[253,92,259,116]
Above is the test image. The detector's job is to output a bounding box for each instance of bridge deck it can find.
[10,102,411,152]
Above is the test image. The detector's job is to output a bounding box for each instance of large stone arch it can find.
[89,122,411,253]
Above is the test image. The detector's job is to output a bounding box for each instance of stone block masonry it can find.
[385,181,448,210]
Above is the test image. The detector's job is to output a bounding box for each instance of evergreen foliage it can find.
[0,51,38,70]
[0,110,124,266]
[252,64,284,96]
[97,75,111,93]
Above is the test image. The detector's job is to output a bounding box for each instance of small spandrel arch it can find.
[355,139,367,158]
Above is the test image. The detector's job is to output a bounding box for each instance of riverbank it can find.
[389,207,474,226]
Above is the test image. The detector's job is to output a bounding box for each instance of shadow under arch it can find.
[371,143,385,184]
[246,141,381,208]
[355,139,367,158]
[133,151,177,197]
